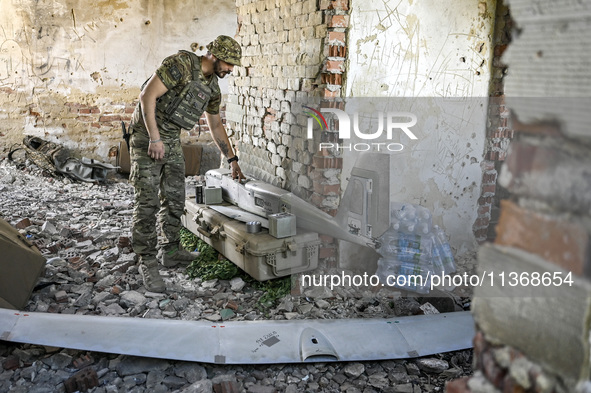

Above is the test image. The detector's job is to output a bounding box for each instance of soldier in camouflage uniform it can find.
[129,35,244,292]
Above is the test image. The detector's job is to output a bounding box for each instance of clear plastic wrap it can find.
[376,203,456,293]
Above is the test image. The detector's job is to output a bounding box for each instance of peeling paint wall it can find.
[343,0,496,256]
[0,0,237,160]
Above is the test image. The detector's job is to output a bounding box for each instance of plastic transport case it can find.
[182,200,320,281]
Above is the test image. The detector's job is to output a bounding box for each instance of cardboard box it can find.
[0,218,46,310]
[117,142,202,176]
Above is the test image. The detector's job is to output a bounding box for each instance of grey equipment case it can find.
[182,200,320,281]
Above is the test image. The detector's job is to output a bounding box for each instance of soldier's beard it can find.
[213,59,229,78]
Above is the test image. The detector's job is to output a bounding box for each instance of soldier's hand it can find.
[148,141,165,160]
[231,161,245,181]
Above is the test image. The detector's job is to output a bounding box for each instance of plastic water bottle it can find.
[377,229,432,264]
[375,258,430,294]
[389,202,405,231]
[403,221,417,233]
[428,233,445,274]
[416,206,433,233]
[391,203,417,232]
[416,222,431,235]
[392,203,433,235]
[397,232,421,250]
[433,225,456,273]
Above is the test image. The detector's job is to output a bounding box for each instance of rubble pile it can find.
[0,159,474,392]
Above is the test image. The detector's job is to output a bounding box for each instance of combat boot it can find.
[139,256,166,293]
[158,245,200,267]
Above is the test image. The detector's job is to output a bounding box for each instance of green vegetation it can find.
[180,228,291,309]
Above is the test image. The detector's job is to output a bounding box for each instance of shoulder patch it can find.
[169,65,182,81]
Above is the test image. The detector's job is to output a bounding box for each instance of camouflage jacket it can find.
[131,51,221,140]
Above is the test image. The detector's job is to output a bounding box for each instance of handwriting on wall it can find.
[350,1,491,98]
[0,5,111,91]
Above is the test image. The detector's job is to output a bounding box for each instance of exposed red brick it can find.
[482,172,498,184]
[487,151,503,161]
[328,45,347,57]
[495,200,590,275]
[478,205,491,216]
[478,196,493,205]
[474,228,489,240]
[99,114,121,122]
[494,44,508,57]
[319,234,335,243]
[320,0,349,10]
[313,181,341,195]
[325,60,344,73]
[481,184,496,196]
[445,377,471,393]
[330,0,349,10]
[473,217,490,228]
[328,31,346,44]
[319,100,345,110]
[15,218,31,229]
[313,155,343,169]
[481,160,496,171]
[324,88,340,98]
[322,73,343,85]
[328,14,349,28]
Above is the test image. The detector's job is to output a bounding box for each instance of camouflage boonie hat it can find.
[206,35,242,66]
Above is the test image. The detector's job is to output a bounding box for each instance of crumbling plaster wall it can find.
[0,0,237,162]
[342,0,496,256]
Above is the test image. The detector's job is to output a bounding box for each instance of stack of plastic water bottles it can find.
[374,202,456,293]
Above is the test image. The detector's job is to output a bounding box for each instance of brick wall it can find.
[226,0,350,269]
[227,0,349,192]
[0,85,225,172]
[227,0,322,190]
[453,0,591,391]
[472,1,514,243]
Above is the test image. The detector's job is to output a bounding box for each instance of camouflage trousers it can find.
[129,132,185,258]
